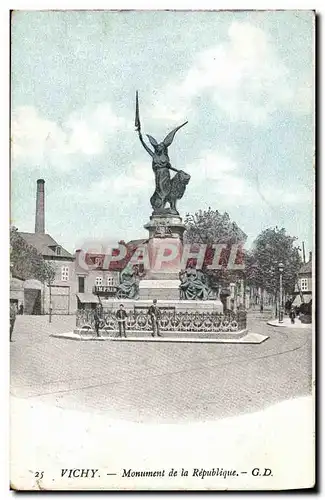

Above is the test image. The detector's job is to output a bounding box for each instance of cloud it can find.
[185,150,313,208]
[185,150,255,206]
[261,185,313,206]
[68,161,153,204]
[294,75,314,115]
[96,162,152,195]
[11,103,126,165]
[151,21,313,125]
[187,151,237,182]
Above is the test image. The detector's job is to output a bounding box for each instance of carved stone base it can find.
[144,213,186,240]
[138,279,181,300]
[98,298,223,314]
[142,237,183,280]
[143,214,186,280]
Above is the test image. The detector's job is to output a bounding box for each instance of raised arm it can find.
[138,131,154,158]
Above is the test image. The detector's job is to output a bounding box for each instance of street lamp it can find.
[278,262,284,323]
[48,280,52,324]
[247,262,258,309]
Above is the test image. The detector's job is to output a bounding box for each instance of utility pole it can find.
[278,262,284,323]
[49,281,52,323]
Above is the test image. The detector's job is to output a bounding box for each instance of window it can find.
[56,246,61,256]
[95,277,103,286]
[300,278,308,292]
[61,266,69,281]
[78,276,85,293]
[106,276,115,286]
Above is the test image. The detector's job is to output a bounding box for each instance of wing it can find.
[163,121,188,147]
[146,134,158,147]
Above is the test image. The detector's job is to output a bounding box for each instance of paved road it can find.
[10,312,312,423]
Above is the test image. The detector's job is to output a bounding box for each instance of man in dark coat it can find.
[289,307,296,324]
[93,305,102,337]
[10,302,17,342]
[148,299,162,337]
[116,304,128,338]
[285,299,293,315]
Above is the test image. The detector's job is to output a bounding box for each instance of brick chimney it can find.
[35,179,45,233]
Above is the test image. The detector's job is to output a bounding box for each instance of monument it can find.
[135,91,189,300]
[131,91,221,310]
[73,92,255,340]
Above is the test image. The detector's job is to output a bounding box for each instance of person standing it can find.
[10,302,17,342]
[93,305,102,337]
[148,299,162,337]
[289,307,296,325]
[116,304,128,338]
[285,299,292,315]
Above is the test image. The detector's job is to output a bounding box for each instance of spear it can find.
[135,90,141,132]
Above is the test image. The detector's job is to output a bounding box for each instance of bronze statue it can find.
[179,268,214,301]
[116,265,139,299]
[135,91,191,215]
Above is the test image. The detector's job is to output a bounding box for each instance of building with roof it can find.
[12,180,150,313]
[73,239,148,309]
[10,272,25,310]
[74,248,119,309]
[16,179,77,315]
[293,252,312,307]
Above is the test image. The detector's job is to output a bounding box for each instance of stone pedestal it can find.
[99,298,223,313]
[139,279,180,300]
[144,213,186,240]
[140,213,186,298]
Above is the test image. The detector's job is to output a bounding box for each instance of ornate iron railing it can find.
[76,308,247,333]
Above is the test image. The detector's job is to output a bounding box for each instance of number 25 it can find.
[35,471,44,479]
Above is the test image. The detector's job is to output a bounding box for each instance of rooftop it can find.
[299,260,312,274]
[126,239,148,248]
[78,239,149,272]
[18,232,74,260]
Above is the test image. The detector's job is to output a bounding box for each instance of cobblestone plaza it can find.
[10,311,312,423]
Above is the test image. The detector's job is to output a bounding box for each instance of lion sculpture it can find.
[165,170,191,215]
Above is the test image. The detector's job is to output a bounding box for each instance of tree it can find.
[184,208,247,245]
[10,226,56,284]
[184,208,247,287]
[246,227,302,296]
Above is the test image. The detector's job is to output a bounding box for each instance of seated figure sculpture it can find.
[116,265,139,299]
[179,267,213,300]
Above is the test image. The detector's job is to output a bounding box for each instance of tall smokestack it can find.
[35,179,45,233]
[302,241,306,264]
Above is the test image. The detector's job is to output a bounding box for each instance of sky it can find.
[10,10,314,255]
